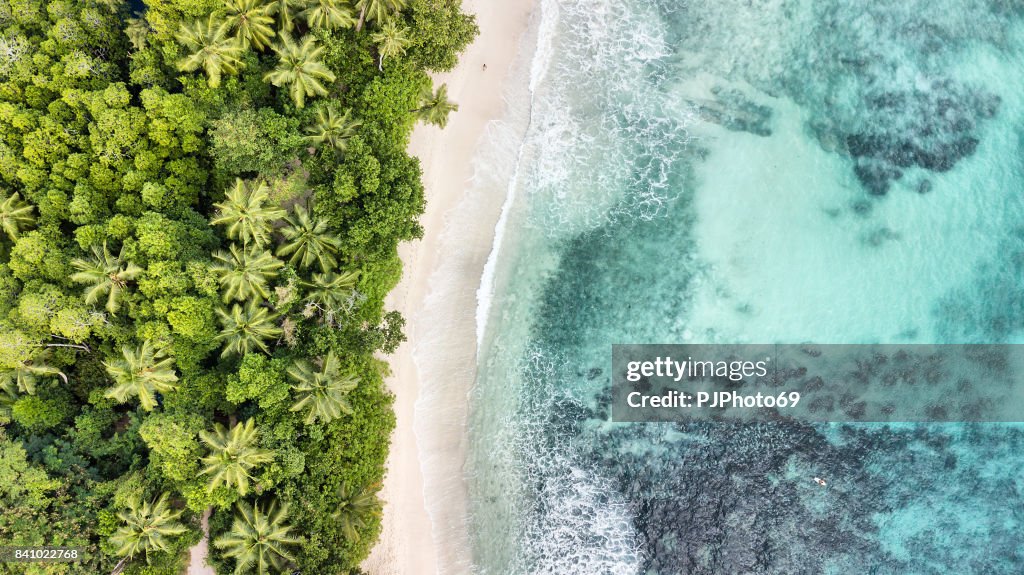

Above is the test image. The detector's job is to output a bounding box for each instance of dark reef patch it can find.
[831,84,998,195]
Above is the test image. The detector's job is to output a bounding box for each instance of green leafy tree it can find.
[305,106,362,153]
[211,109,307,176]
[264,0,305,33]
[370,20,412,71]
[287,351,358,424]
[301,0,357,31]
[0,191,35,241]
[214,499,300,574]
[224,0,276,50]
[213,244,285,302]
[276,204,342,272]
[199,419,274,495]
[103,341,180,411]
[414,83,458,128]
[332,481,381,541]
[125,17,152,51]
[264,35,336,109]
[211,179,287,248]
[70,242,143,315]
[354,0,407,31]
[109,493,188,561]
[216,302,283,357]
[176,15,245,87]
[406,0,479,71]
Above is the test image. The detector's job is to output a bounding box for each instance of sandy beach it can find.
[361,1,536,574]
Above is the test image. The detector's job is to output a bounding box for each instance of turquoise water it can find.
[469,0,1024,573]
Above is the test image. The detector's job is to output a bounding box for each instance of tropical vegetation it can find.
[0,0,476,572]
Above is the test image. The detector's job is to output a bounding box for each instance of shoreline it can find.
[361,1,537,574]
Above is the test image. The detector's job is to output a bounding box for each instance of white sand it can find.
[186,508,214,574]
[361,1,537,574]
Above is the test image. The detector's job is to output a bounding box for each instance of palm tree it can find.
[224,0,276,50]
[370,20,411,71]
[176,15,244,88]
[214,500,300,574]
[304,106,361,153]
[287,351,358,424]
[211,179,287,248]
[216,302,283,357]
[301,0,357,30]
[301,270,359,317]
[263,0,305,33]
[354,0,407,32]
[264,35,336,109]
[332,481,381,541]
[0,353,63,396]
[70,242,143,315]
[213,244,285,303]
[276,205,342,272]
[0,191,35,241]
[200,420,275,495]
[109,493,188,561]
[0,385,16,420]
[103,341,179,411]
[414,83,459,128]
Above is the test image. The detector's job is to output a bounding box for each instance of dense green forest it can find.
[0,0,476,572]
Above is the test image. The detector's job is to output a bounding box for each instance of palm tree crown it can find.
[224,0,276,50]
[354,0,407,31]
[305,106,361,153]
[415,83,459,129]
[332,481,381,541]
[0,191,35,241]
[199,419,275,496]
[301,270,359,321]
[213,244,285,303]
[0,352,62,396]
[176,15,244,87]
[276,204,342,272]
[211,179,286,248]
[103,341,179,411]
[301,0,357,30]
[264,35,336,109]
[264,0,305,33]
[287,351,359,424]
[214,499,300,575]
[70,242,143,315]
[370,20,411,71]
[216,302,283,357]
[109,493,188,560]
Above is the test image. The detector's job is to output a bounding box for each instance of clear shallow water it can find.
[468,0,1024,573]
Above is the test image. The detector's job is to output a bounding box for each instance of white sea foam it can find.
[517,0,677,237]
[469,1,685,572]
[474,0,554,351]
[504,347,643,575]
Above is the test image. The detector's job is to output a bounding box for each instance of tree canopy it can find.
[0,0,476,572]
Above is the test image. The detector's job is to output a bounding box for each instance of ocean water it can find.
[468,0,1024,573]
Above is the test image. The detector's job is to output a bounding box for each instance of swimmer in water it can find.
[813,477,827,487]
